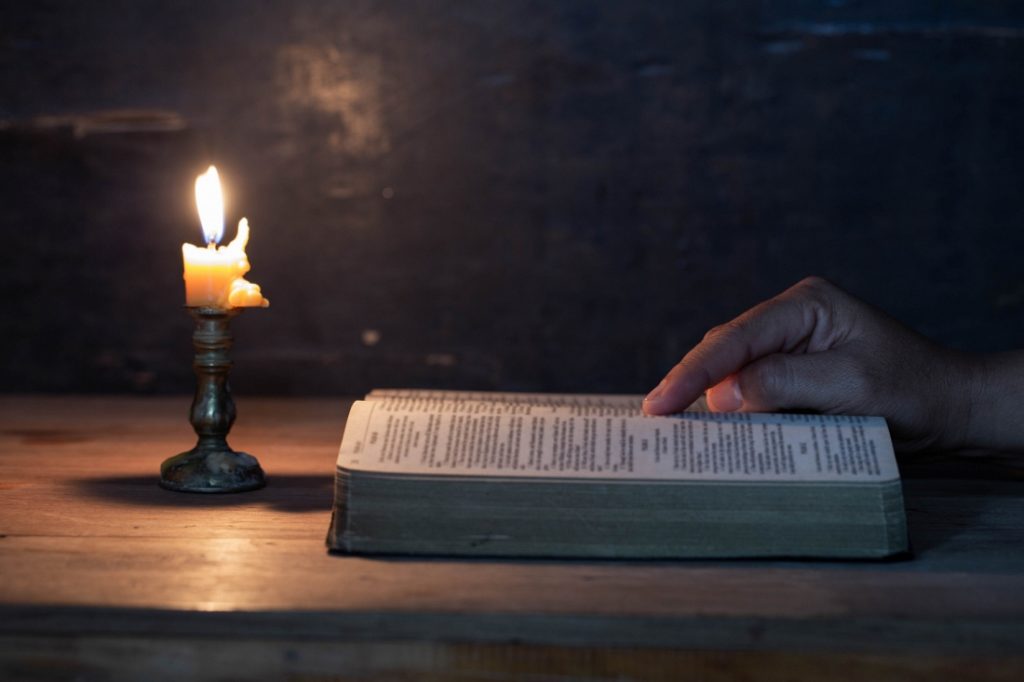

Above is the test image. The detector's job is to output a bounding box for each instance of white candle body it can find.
[181,219,269,308]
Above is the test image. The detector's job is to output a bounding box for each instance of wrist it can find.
[954,351,1024,452]
[921,348,977,452]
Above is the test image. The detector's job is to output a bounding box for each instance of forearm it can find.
[959,351,1024,452]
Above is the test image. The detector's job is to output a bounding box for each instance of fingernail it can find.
[707,376,743,412]
[643,380,667,405]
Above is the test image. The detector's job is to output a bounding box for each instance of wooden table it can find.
[1,396,1022,681]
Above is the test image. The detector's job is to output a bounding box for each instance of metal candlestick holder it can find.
[160,307,266,493]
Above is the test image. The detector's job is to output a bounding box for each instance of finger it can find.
[706,374,742,411]
[643,290,827,415]
[709,351,868,414]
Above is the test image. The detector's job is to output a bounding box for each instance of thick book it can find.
[327,389,908,559]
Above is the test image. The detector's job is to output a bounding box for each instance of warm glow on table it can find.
[182,166,269,308]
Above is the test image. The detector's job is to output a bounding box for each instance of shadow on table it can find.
[899,452,1023,557]
[72,474,334,513]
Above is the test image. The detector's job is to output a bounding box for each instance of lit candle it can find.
[182,166,269,308]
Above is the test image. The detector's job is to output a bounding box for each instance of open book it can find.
[327,389,908,559]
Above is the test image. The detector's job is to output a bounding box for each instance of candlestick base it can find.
[160,446,265,493]
[160,307,266,494]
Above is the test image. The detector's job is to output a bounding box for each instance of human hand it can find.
[642,277,979,452]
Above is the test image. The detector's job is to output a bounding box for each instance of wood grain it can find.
[1,396,1022,679]
[3,636,1022,682]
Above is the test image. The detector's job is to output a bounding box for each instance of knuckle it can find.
[703,317,748,343]
[789,277,846,333]
[796,275,832,292]
[790,276,840,308]
[702,323,728,341]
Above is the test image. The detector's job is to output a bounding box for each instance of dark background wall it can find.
[1,1,1022,396]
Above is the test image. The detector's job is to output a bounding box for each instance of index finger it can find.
[642,287,828,415]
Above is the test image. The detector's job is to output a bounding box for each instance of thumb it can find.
[707,352,866,414]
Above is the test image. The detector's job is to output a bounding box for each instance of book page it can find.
[365,388,707,413]
[338,399,899,483]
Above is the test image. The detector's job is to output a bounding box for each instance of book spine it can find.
[326,469,354,552]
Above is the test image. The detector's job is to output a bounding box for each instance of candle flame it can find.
[195,165,224,245]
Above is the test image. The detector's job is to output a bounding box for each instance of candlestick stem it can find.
[160,307,266,493]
